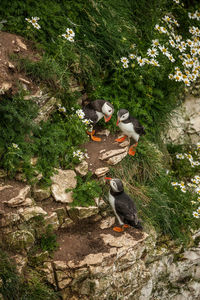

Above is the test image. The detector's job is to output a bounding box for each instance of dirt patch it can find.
[0,31,40,95]
[54,217,143,263]
[83,131,123,173]
[0,179,27,213]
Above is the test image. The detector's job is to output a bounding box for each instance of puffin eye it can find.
[108,109,112,113]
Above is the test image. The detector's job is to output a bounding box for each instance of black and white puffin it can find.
[83,99,114,142]
[116,109,145,156]
[105,177,142,232]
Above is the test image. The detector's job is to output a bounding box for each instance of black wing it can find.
[82,105,98,123]
[115,192,139,225]
[130,116,145,136]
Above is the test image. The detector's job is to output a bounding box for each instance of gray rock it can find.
[51,169,77,203]
[5,186,31,207]
[75,160,88,176]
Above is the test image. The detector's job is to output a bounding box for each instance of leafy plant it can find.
[39,225,59,253]
[70,173,102,207]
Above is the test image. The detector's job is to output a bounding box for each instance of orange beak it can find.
[116,118,119,126]
[104,115,112,122]
[104,177,112,180]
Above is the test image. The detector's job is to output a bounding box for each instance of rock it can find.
[75,161,88,176]
[119,139,130,147]
[0,184,12,191]
[100,217,115,229]
[22,206,47,221]
[11,254,27,274]
[5,186,31,207]
[54,207,67,225]
[94,167,109,178]
[34,97,59,123]
[61,217,73,228]
[7,61,15,69]
[42,262,56,286]
[0,212,20,227]
[19,77,30,85]
[68,206,99,221]
[96,129,110,136]
[94,197,107,209]
[0,82,12,93]
[6,230,35,251]
[44,212,59,230]
[54,261,68,270]
[30,251,49,266]
[99,147,128,161]
[51,169,77,203]
[107,151,128,165]
[16,37,27,50]
[33,186,51,201]
[58,278,72,289]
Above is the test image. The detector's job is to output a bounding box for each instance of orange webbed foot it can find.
[86,130,95,136]
[128,143,138,156]
[123,224,130,228]
[91,135,101,142]
[115,135,127,143]
[113,226,124,232]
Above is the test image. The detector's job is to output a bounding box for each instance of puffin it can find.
[83,99,114,142]
[105,177,142,232]
[116,109,145,156]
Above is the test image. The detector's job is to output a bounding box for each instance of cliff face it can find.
[0,177,200,300]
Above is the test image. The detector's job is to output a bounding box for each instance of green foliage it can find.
[71,173,102,207]
[39,225,59,253]
[0,250,58,300]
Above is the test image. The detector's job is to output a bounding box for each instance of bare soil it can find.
[54,217,143,263]
[83,131,123,173]
[0,31,40,95]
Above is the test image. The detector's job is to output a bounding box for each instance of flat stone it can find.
[1,82,12,92]
[22,206,47,221]
[99,147,128,161]
[96,129,110,136]
[101,232,147,248]
[51,169,77,203]
[94,167,109,177]
[0,184,12,191]
[5,186,31,207]
[100,217,115,229]
[0,212,20,227]
[42,262,56,286]
[33,186,51,201]
[54,261,68,270]
[44,212,59,230]
[75,161,88,176]
[58,278,72,289]
[107,151,128,165]
[119,139,130,148]
[68,206,99,221]
[61,217,73,228]
[16,37,27,50]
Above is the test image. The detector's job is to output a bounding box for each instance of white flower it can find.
[62,33,70,39]
[58,106,66,113]
[147,48,158,58]
[33,23,41,30]
[121,57,129,64]
[123,62,129,69]
[169,39,176,48]
[67,36,74,42]
[150,59,160,67]
[66,28,75,37]
[176,153,184,159]
[129,54,136,59]
[181,187,186,193]
[188,12,196,19]
[152,39,159,47]
[137,56,145,66]
[12,143,19,149]
[163,15,171,23]
[173,0,180,4]
[195,187,200,195]
[193,211,200,218]
[168,74,174,80]
[76,109,85,119]
[197,207,200,214]
[171,182,179,186]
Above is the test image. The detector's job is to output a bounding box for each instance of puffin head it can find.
[102,102,114,122]
[105,177,124,193]
[117,109,129,125]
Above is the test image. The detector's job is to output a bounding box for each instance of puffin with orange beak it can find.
[116,109,145,156]
[105,177,142,232]
[83,99,114,142]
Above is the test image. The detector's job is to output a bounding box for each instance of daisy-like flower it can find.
[129,54,136,59]
[58,106,66,113]
[82,119,92,125]
[152,39,159,47]
[150,59,160,67]
[12,143,19,149]
[76,109,85,119]
[167,54,175,62]
[159,45,169,55]
[183,78,190,86]
[174,74,182,82]
[123,62,129,69]
[137,56,145,66]
[195,187,200,195]
[173,20,180,27]
[163,15,171,23]
[67,36,74,42]
[62,33,70,39]
[188,12,196,19]
[193,211,200,218]
[169,39,176,48]
[197,197,200,202]
[147,48,158,58]
[191,201,197,205]
[33,23,41,30]
[155,24,161,31]
[160,27,168,34]
[171,182,179,186]
[176,153,184,159]
[173,0,180,4]
[66,28,75,37]
[121,57,129,64]
[197,207,200,214]
[181,187,187,193]
[168,74,174,80]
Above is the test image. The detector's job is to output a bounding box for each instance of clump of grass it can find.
[39,225,59,253]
